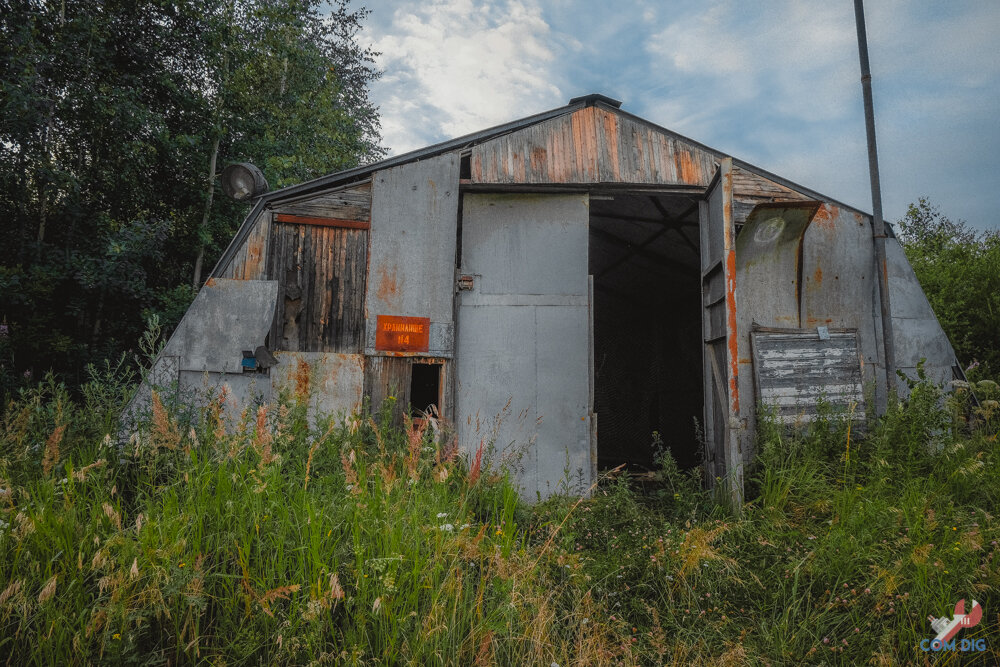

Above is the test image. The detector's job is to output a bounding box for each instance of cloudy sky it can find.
[359,1,999,231]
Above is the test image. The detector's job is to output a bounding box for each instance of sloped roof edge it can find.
[211,95,884,279]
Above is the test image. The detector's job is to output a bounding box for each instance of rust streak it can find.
[722,163,739,414]
[530,146,547,174]
[678,149,697,184]
[813,266,823,286]
[375,264,400,306]
[811,204,839,231]
[294,357,311,401]
[726,249,740,414]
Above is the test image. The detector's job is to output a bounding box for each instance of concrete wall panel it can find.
[365,153,460,357]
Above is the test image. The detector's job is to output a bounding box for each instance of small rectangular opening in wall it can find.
[409,362,442,416]
[459,154,471,180]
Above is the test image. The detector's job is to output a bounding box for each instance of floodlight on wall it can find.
[221,162,269,201]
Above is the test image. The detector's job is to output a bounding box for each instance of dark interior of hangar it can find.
[589,193,704,472]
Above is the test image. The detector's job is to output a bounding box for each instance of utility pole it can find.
[853,0,896,408]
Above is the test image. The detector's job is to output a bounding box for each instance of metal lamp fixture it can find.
[220,162,269,201]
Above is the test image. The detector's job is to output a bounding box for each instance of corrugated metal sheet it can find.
[364,153,460,358]
[457,193,591,498]
[751,329,866,425]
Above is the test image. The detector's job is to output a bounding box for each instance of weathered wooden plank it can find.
[752,330,866,424]
[267,221,367,354]
[221,211,271,280]
[272,182,372,221]
[274,213,370,230]
[471,107,719,186]
[363,355,411,425]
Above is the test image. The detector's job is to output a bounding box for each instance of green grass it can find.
[1,366,998,665]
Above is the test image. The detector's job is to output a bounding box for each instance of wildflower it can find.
[372,597,382,612]
[440,524,454,532]
[113,633,121,640]
[822,637,830,644]
[436,512,448,519]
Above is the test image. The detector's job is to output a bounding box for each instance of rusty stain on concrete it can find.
[294,357,311,401]
[376,265,399,304]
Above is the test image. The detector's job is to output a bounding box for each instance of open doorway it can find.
[589,192,704,473]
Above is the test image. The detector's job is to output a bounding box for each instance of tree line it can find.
[897,199,1000,381]
[0,0,383,400]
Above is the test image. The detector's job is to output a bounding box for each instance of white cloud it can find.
[359,0,999,229]
[365,0,564,154]
[645,0,858,123]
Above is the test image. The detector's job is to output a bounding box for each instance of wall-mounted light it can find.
[221,163,268,201]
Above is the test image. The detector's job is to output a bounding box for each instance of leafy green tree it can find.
[0,0,382,400]
[897,198,1000,379]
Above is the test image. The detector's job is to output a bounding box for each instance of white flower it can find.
[460,523,471,530]
[440,524,454,532]
[436,512,448,519]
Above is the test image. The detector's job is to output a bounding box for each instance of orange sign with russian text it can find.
[375,315,430,352]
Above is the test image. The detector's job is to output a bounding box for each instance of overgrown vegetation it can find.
[897,199,1000,380]
[1,364,998,664]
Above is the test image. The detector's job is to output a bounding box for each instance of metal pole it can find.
[853,0,896,407]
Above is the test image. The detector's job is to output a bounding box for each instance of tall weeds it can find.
[0,370,997,664]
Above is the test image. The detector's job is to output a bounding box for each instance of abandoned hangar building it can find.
[145,94,959,499]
